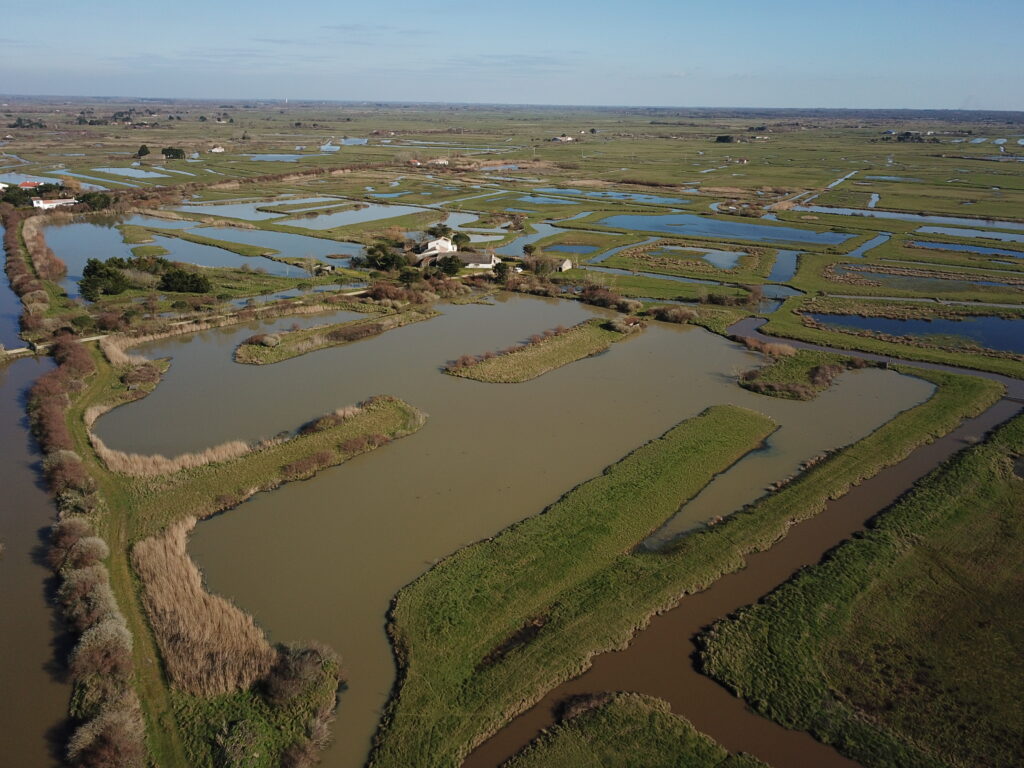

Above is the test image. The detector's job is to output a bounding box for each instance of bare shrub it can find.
[69,616,133,681]
[262,644,336,707]
[282,451,335,480]
[650,306,698,324]
[762,342,797,357]
[48,517,95,570]
[67,537,110,569]
[66,693,146,768]
[132,519,275,695]
[57,567,119,631]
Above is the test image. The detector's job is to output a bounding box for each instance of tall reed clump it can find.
[89,433,254,477]
[22,214,68,281]
[132,518,276,696]
[29,337,148,767]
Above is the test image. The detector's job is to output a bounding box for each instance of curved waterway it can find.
[92,294,934,768]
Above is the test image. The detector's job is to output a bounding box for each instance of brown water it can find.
[92,294,933,768]
[0,356,70,767]
[465,398,1022,768]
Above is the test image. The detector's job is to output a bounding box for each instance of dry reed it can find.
[132,518,276,696]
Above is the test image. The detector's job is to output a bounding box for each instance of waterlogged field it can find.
[3,101,1024,768]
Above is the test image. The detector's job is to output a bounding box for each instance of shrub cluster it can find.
[48,518,145,767]
[648,305,699,324]
[579,284,643,313]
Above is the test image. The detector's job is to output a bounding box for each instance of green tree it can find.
[493,261,510,282]
[158,268,211,293]
[522,243,537,257]
[451,232,470,249]
[399,267,421,287]
[79,192,112,211]
[136,144,150,158]
[79,259,129,301]
[161,147,186,160]
[437,255,462,276]
[425,223,453,239]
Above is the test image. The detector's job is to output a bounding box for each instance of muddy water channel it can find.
[0,358,70,767]
[92,295,933,768]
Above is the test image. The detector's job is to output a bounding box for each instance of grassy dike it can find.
[762,297,1024,379]
[698,414,1024,768]
[444,319,629,383]
[372,405,776,766]
[63,342,426,766]
[506,693,766,768]
[234,309,439,365]
[368,370,1001,768]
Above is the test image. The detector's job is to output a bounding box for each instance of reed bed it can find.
[132,518,276,696]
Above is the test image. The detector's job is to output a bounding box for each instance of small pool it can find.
[807,313,1024,354]
[92,167,171,179]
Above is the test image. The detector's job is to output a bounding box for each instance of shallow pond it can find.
[286,203,429,230]
[92,166,171,179]
[600,213,854,245]
[92,295,934,768]
[917,226,1024,244]
[175,197,341,221]
[183,225,364,262]
[534,187,689,205]
[793,205,1024,231]
[807,312,1024,354]
[910,240,1023,258]
[766,249,800,282]
[516,195,572,205]
[43,215,293,298]
[657,245,746,270]
[835,265,1022,292]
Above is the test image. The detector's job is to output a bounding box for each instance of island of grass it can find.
[506,693,765,768]
[737,345,875,400]
[369,370,1000,768]
[234,308,439,364]
[444,318,637,383]
[698,414,1024,768]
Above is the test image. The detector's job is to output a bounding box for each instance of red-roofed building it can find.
[19,181,44,189]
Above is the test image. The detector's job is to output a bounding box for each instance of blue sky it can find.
[2,0,1021,109]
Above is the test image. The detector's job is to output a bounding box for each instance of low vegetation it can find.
[699,414,1024,768]
[444,319,638,383]
[737,347,873,400]
[506,693,765,768]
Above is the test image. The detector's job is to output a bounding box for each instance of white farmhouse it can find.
[457,252,501,269]
[0,181,8,191]
[32,198,77,210]
[413,236,458,265]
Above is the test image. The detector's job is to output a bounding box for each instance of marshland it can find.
[1,98,1023,768]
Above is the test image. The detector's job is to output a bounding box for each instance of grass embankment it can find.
[738,347,872,400]
[763,297,1024,379]
[65,341,426,766]
[444,319,630,383]
[370,370,1001,768]
[234,309,438,365]
[374,405,776,766]
[506,693,766,768]
[699,414,1024,768]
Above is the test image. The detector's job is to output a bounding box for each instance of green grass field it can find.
[506,693,765,768]
[699,414,1024,768]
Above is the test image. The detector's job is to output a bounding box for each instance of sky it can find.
[2,0,1022,110]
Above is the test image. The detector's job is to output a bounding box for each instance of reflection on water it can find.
[808,312,1024,355]
[94,295,933,768]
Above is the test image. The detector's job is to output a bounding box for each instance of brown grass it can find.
[132,518,276,696]
[89,433,254,476]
